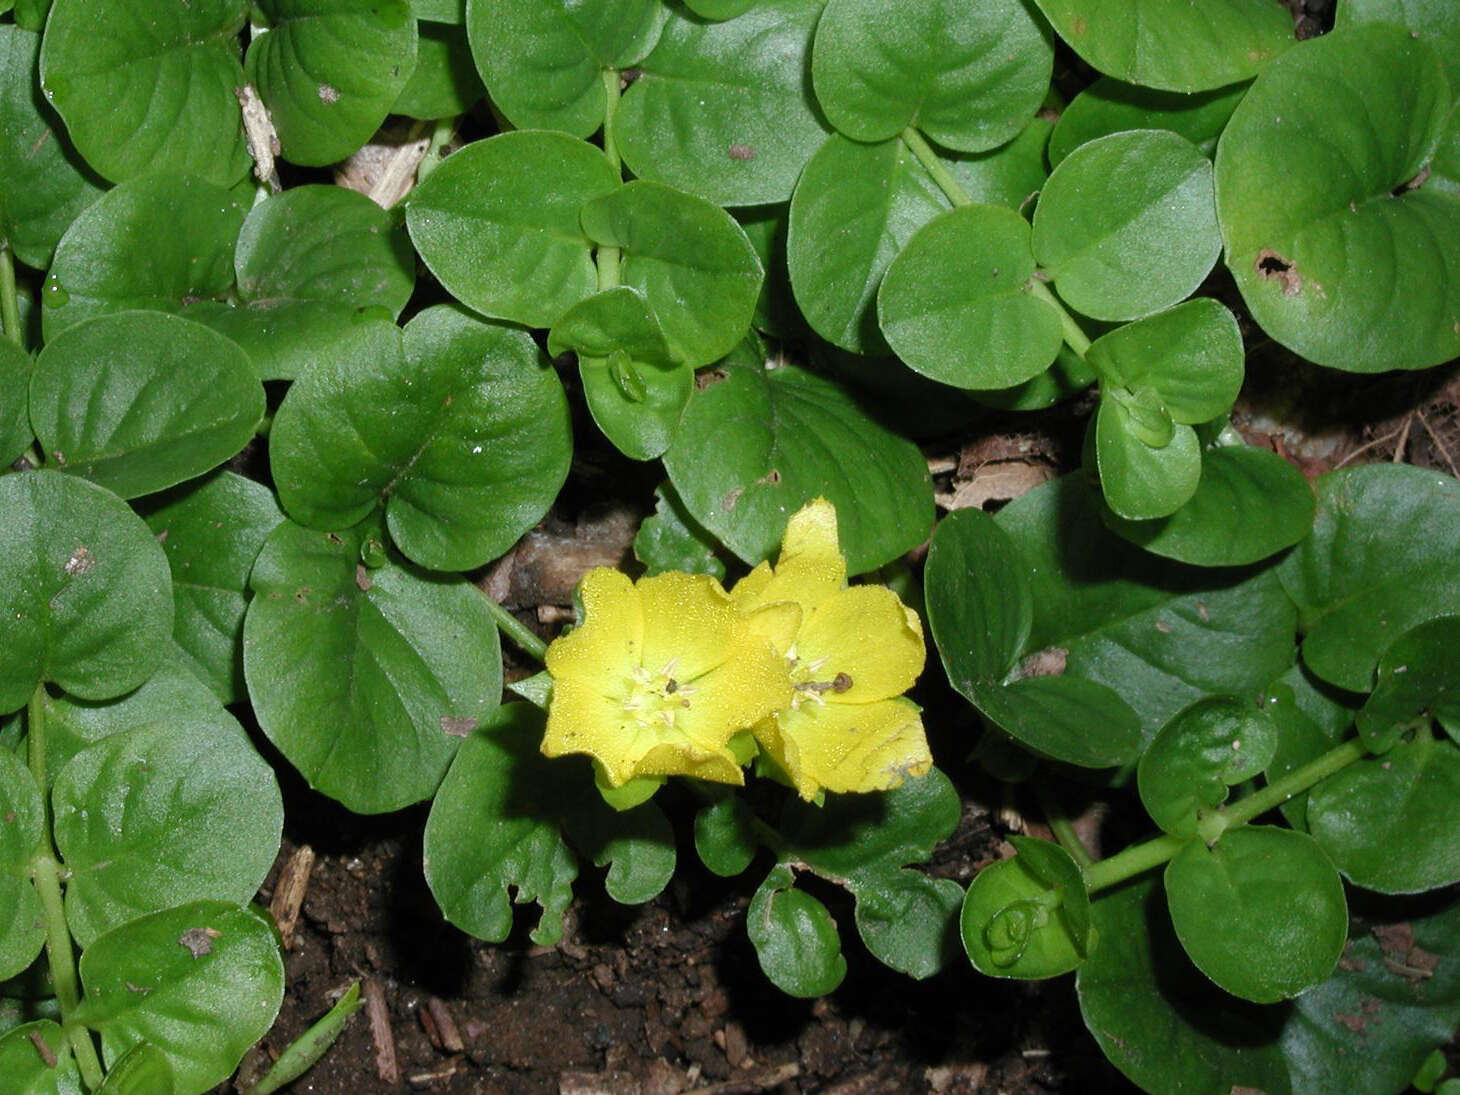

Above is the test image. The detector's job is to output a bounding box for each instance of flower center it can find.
[620,659,696,731]
[786,647,853,710]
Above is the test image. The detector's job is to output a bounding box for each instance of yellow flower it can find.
[543,568,792,788]
[732,500,931,800]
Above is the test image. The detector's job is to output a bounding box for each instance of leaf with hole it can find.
[962,836,1095,979]
[0,748,44,981]
[1048,76,1246,166]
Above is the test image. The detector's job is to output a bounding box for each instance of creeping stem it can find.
[478,591,549,664]
[596,68,622,292]
[0,241,21,346]
[247,981,364,1095]
[1035,781,1094,870]
[1025,279,1092,358]
[27,686,105,1090]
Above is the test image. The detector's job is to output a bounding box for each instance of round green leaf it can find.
[95,1042,174,1095]
[693,795,756,877]
[1166,826,1348,1003]
[1139,697,1279,838]
[1094,396,1203,520]
[684,0,754,16]
[183,297,379,383]
[561,796,675,906]
[0,1021,82,1095]
[30,312,263,500]
[0,470,171,710]
[1049,75,1247,166]
[0,748,44,981]
[140,472,285,704]
[1338,0,1460,90]
[1033,130,1220,322]
[235,185,415,316]
[579,180,763,367]
[245,0,417,167]
[423,704,578,946]
[663,361,934,574]
[0,338,32,466]
[853,868,964,980]
[244,515,502,812]
[1277,464,1460,692]
[465,0,663,138]
[635,482,725,579]
[962,836,1095,979]
[879,204,1063,389]
[1102,442,1316,567]
[1308,732,1460,893]
[406,130,621,328]
[0,26,106,271]
[42,173,245,340]
[72,901,284,1095]
[612,0,828,206]
[811,0,1051,152]
[1262,664,1358,832]
[38,0,251,186]
[53,716,282,946]
[748,863,846,997]
[412,0,462,22]
[391,20,483,119]
[1216,25,1460,372]
[1029,0,1294,92]
[1358,617,1460,753]
[270,308,570,571]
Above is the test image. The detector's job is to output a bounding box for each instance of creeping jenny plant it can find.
[2,0,1460,1091]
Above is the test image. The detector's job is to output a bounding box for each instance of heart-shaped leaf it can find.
[0,1021,82,1094]
[1048,76,1246,166]
[612,0,828,205]
[811,0,1052,152]
[1358,617,1460,752]
[663,361,934,575]
[879,204,1063,389]
[0,748,44,981]
[1033,130,1220,322]
[1165,825,1348,1003]
[30,312,263,499]
[0,26,106,271]
[244,515,501,812]
[72,902,284,1095]
[1215,25,1460,371]
[391,20,483,119]
[406,130,621,328]
[42,173,245,339]
[245,0,417,166]
[140,472,285,704]
[465,0,663,138]
[39,0,252,186]
[748,862,846,997]
[962,836,1095,979]
[423,704,578,946]
[1030,0,1294,92]
[53,714,282,946]
[0,470,171,711]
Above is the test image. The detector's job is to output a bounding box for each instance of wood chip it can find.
[268,844,315,950]
[427,997,464,1053]
[363,978,399,1085]
[678,1062,800,1095]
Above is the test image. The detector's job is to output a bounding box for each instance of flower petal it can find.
[545,568,642,685]
[636,571,742,679]
[732,499,846,618]
[796,585,925,702]
[742,600,802,655]
[766,697,932,800]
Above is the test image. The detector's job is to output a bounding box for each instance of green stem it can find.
[1035,782,1093,870]
[1026,279,1092,358]
[1085,737,1371,895]
[595,69,623,292]
[750,815,787,857]
[26,688,105,1090]
[1,241,21,347]
[416,115,456,187]
[901,127,971,208]
[247,982,363,1095]
[478,592,548,664]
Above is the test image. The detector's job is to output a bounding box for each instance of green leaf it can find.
[270,308,570,571]
[0,339,32,467]
[1138,697,1279,838]
[234,185,415,317]
[1030,0,1294,92]
[562,797,675,905]
[1076,878,1291,1095]
[245,0,417,167]
[684,0,754,17]
[693,794,756,877]
[1307,732,1460,893]
[1262,663,1358,831]
[1215,25,1460,371]
[140,472,285,704]
[30,312,263,500]
[52,716,282,947]
[747,863,846,997]
[579,181,763,367]
[664,361,934,575]
[1337,0,1460,90]
[95,1042,173,1095]
[0,471,171,711]
[42,174,245,339]
[72,901,283,1095]
[1359,617,1460,751]
[1088,299,1244,423]
[0,749,44,981]
[1102,443,1316,567]
[466,0,663,138]
[1033,130,1220,322]
[1094,396,1203,520]
[612,0,827,206]
[0,26,106,271]
[1277,464,1460,692]
[852,867,964,980]
[244,515,501,812]
[879,204,1063,389]
[0,1021,82,1094]
[391,20,483,119]
[422,705,577,946]
[961,836,1094,979]
[1048,75,1247,166]
[811,0,1051,152]
[406,130,620,328]
[38,0,251,186]
[183,297,380,383]
[1165,826,1347,1003]
[635,481,725,579]
[411,0,462,22]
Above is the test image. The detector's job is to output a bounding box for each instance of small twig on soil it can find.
[267,844,315,950]
[426,997,465,1052]
[1418,411,1460,477]
[679,1062,802,1095]
[363,978,399,1085]
[1391,412,1414,463]
[367,120,430,208]
[1333,422,1410,468]
[408,1062,463,1087]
